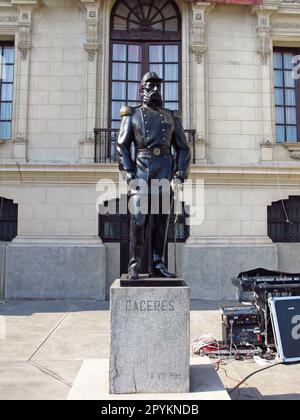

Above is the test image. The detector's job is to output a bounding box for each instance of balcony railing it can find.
[94,128,197,164]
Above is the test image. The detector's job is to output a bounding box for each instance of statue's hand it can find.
[171,177,183,193]
[126,171,136,185]
[174,171,185,183]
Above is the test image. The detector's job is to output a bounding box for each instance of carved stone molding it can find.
[291,151,300,159]
[191,45,207,64]
[191,2,214,65]
[80,0,100,61]
[273,22,300,29]
[0,17,18,23]
[257,20,272,65]
[13,133,26,144]
[85,42,100,62]
[252,7,277,65]
[261,140,273,147]
[283,143,300,159]
[12,1,43,60]
[18,21,31,60]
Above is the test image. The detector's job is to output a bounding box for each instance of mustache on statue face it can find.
[142,89,163,107]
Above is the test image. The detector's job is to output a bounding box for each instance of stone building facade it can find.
[0,0,300,301]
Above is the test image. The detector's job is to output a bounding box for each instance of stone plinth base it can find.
[109,278,190,394]
[68,359,230,400]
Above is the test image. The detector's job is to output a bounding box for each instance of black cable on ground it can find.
[228,362,284,395]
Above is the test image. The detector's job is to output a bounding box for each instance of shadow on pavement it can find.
[0,300,109,316]
[231,387,300,401]
[190,300,238,311]
[0,299,239,316]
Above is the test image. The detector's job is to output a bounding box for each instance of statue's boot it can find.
[150,254,176,278]
[127,257,141,280]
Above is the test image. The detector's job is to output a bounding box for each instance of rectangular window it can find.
[110,42,181,129]
[111,43,143,129]
[274,48,300,143]
[0,42,14,140]
[149,44,180,112]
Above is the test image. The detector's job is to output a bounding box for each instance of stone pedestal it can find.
[109,278,190,394]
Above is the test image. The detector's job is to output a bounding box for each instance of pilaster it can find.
[79,0,100,163]
[190,2,214,164]
[253,5,278,148]
[11,0,42,162]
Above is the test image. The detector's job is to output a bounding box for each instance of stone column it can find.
[79,0,100,163]
[190,2,214,164]
[11,0,42,163]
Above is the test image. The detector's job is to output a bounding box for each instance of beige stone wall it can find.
[0,181,99,237]
[190,183,300,240]
[206,6,262,165]
[28,0,85,162]
[0,1,300,164]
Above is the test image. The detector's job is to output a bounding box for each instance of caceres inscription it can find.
[125,300,175,312]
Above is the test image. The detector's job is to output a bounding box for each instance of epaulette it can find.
[120,106,133,117]
[172,110,182,119]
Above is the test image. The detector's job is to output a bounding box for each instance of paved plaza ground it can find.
[0,300,300,400]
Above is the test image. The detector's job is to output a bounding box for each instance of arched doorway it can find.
[109,0,182,129]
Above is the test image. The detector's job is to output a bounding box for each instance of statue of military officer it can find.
[117,72,191,280]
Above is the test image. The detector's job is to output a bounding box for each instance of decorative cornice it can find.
[1,163,300,185]
[277,1,300,15]
[186,236,275,246]
[0,16,17,22]
[0,4,18,34]
[11,1,42,6]
[272,22,300,29]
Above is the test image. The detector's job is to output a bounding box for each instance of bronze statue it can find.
[117,72,191,280]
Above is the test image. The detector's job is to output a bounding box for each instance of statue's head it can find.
[140,72,163,108]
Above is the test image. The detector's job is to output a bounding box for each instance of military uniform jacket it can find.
[117,104,191,182]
